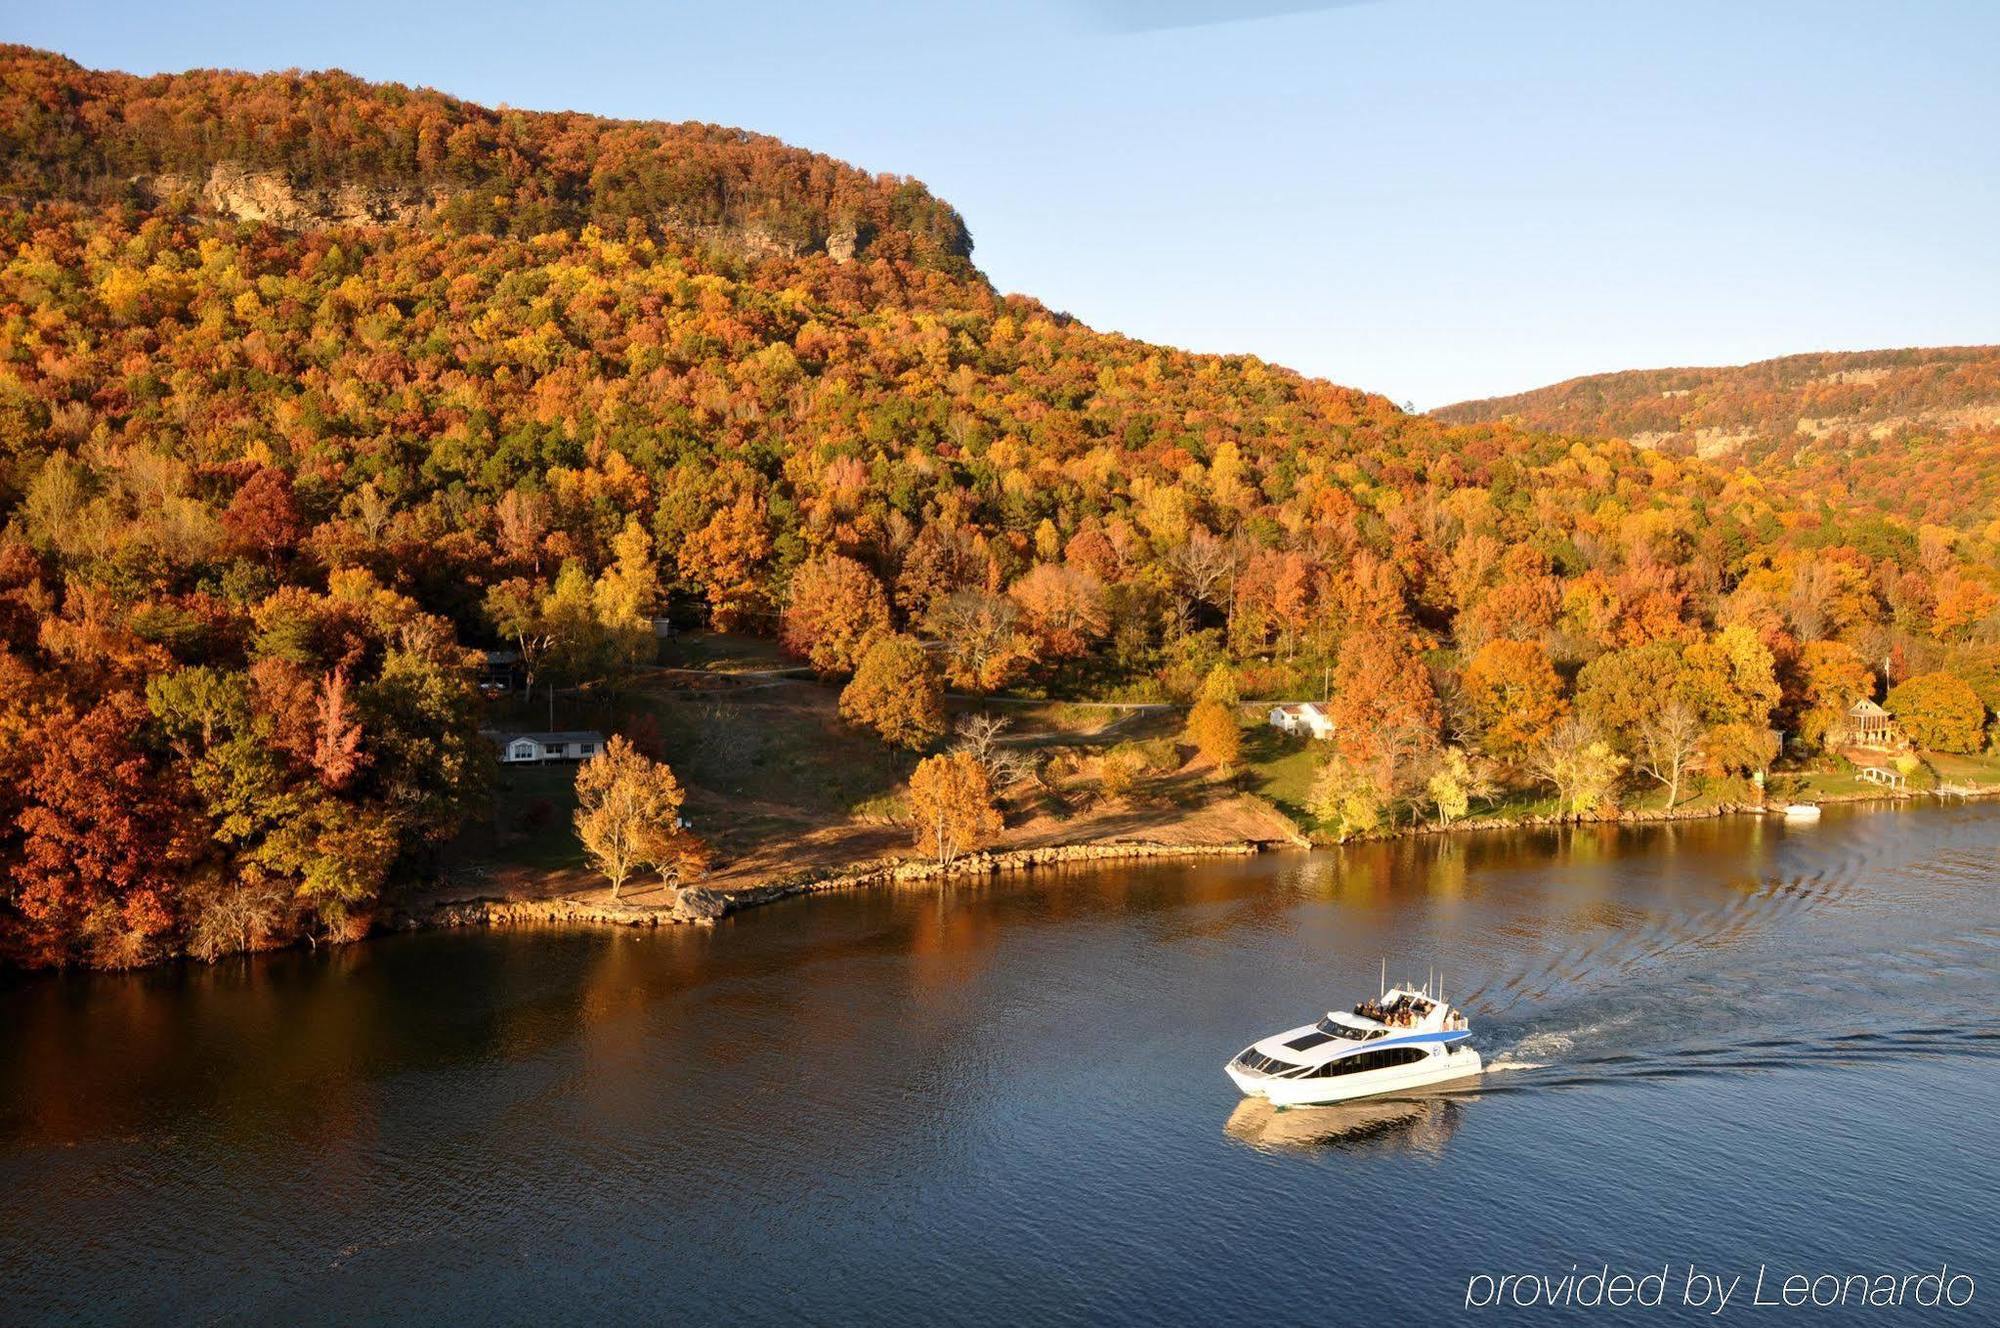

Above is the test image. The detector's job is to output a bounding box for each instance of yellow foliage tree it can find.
[1184,698,1242,772]
[907,751,1002,866]
[573,736,691,899]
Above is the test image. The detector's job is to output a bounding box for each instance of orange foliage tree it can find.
[907,752,1002,866]
[781,552,891,675]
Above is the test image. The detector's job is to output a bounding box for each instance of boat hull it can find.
[1228,1045,1484,1107]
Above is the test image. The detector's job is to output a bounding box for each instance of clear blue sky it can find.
[12,0,1998,407]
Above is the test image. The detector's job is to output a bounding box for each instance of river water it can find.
[3,803,1996,1325]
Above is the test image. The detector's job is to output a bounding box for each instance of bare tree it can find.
[953,712,1035,787]
[953,712,1010,765]
[1168,528,1234,631]
[1634,699,1704,809]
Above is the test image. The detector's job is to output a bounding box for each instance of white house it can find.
[494,730,608,765]
[1267,702,1335,741]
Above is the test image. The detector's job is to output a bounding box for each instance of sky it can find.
[10,0,1999,408]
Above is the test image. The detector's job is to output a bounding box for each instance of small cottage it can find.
[1267,702,1335,741]
[493,730,607,765]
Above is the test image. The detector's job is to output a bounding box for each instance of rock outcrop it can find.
[134,162,873,263]
[138,163,438,229]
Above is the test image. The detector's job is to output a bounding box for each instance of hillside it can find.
[1435,346,2000,528]
[3,51,1998,970]
[0,46,973,271]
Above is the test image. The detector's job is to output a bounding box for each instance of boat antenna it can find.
[1380,957,1385,998]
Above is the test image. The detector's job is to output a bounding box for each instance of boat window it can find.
[1312,1017,1372,1040]
[1234,1049,1302,1076]
[1305,1046,1432,1078]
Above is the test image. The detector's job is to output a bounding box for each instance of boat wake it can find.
[1471,1022,2000,1095]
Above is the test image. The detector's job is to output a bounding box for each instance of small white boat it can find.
[1225,975,1482,1108]
[1782,803,1822,821]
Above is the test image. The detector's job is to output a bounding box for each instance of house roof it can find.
[1849,699,1890,718]
[499,730,607,746]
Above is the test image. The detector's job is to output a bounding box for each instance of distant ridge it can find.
[1433,345,2000,455]
[0,45,975,273]
[1432,345,2000,528]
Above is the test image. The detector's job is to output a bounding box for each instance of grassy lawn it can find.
[1620,779,1752,814]
[483,763,587,872]
[640,691,912,815]
[630,682,914,818]
[657,630,798,674]
[1241,722,1319,825]
[1923,750,2000,787]
[1781,766,1883,799]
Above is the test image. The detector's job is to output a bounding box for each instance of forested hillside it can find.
[3,51,1998,968]
[1436,347,2000,528]
[0,46,972,270]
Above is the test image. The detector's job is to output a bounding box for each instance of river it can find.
[3,802,1996,1325]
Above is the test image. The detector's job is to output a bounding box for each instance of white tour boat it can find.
[1225,973,1482,1108]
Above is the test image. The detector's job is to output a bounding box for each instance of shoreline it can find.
[390,779,2000,942]
[393,838,1276,935]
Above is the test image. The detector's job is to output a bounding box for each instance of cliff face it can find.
[1,45,973,272]
[138,162,437,230]
[131,160,877,262]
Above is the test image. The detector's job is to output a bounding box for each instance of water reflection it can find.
[1223,1091,1470,1157]
[3,801,1998,1326]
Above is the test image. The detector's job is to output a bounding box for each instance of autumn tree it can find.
[574,736,689,899]
[782,552,891,675]
[1460,639,1568,760]
[1184,698,1243,772]
[220,465,304,565]
[1328,628,1441,804]
[1789,640,1875,751]
[907,751,1002,866]
[1886,672,1986,753]
[1308,753,1385,841]
[1528,717,1627,820]
[484,576,555,699]
[839,633,945,750]
[679,490,772,631]
[1633,699,1703,807]
[895,523,984,620]
[592,518,662,673]
[1009,562,1109,659]
[926,590,1037,693]
[1426,746,1495,827]
[1197,663,1240,706]
[11,695,203,967]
